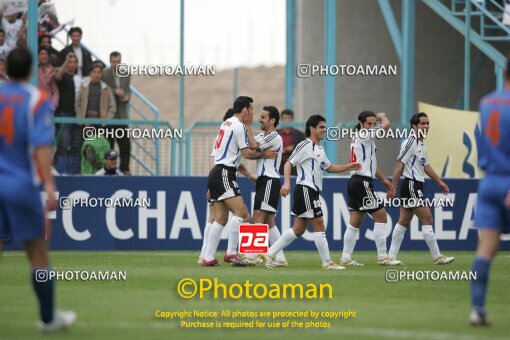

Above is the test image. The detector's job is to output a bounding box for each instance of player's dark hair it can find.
[263,106,280,127]
[223,108,234,121]
[281,109,294,118]
[232,96,253,114]
[305,114,326,137]
[7,47,32,80]
[0,28,5,35]
[353,111,376,131]
[69,26,83,37]
[410,112,428,128]
[110,51,121,59]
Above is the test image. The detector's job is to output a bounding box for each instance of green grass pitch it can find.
[1,251,509,339]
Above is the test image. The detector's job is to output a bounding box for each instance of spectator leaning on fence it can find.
[37,45,59,110]
[96,150,124,176]
[53,52,82,175]
[59,27,92,78]
[75,63,116,119]
[277,109,305,176]
[102,51,131,175]
[80,125,111,175]
[39,34,59,67]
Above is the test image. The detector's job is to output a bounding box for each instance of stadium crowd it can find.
[0,0,131,176]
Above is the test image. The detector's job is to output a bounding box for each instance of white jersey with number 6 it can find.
[212,116,248,168]
[349,127,382,179]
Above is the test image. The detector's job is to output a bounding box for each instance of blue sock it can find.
[471,256,491,313]
[31,267,55,323]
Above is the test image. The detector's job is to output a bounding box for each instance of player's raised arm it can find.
[325,162,361,173]
[424,164,449,195]
[376,168,394,198]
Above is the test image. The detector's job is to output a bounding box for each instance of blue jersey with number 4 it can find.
[0,82,54,190]
[477,89,510,175]
[475,88,510,232]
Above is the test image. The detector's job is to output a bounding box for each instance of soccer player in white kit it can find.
[341,111,401,266]
[198,109,257,264]
[245,106,287,266]
[388,112,454,265]
[259,115,361,269]
[203,96,277,266]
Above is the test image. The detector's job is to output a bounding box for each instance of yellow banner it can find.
[417,102,482,179]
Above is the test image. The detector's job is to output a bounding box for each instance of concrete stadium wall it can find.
[294,0,500,174]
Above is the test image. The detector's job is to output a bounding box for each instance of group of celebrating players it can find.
[199,96,454,270]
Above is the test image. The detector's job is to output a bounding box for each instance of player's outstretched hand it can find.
[439,181,449,195]
[376,112,386,121]
[280,184,290,197]
[348,162,362,171]
[263,149,278,159]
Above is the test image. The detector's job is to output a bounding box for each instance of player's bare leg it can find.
[388,207,414,261]
[198,204,215,264]
[341,211,365,266]
[25,238,76,332]
[413,206,454,264]
[470,229,500,326]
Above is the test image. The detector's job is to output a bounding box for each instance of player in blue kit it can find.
[0,48,76,332]
[470,56,510,326]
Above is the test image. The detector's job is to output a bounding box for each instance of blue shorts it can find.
[474,175,510,234]
[0,187,46,244]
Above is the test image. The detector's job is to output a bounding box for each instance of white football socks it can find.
[341,224,359,262]
[314,231,331,266]
[199,222,212,258]
[422,225,441,259]
[269,226,285,261]
[388,223,407,259]
[204,222,224,261]
[268,228,297,257]
[226,216,244,255]
[373,222,388,260]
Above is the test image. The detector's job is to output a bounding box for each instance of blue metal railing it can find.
[449,0,510,40]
